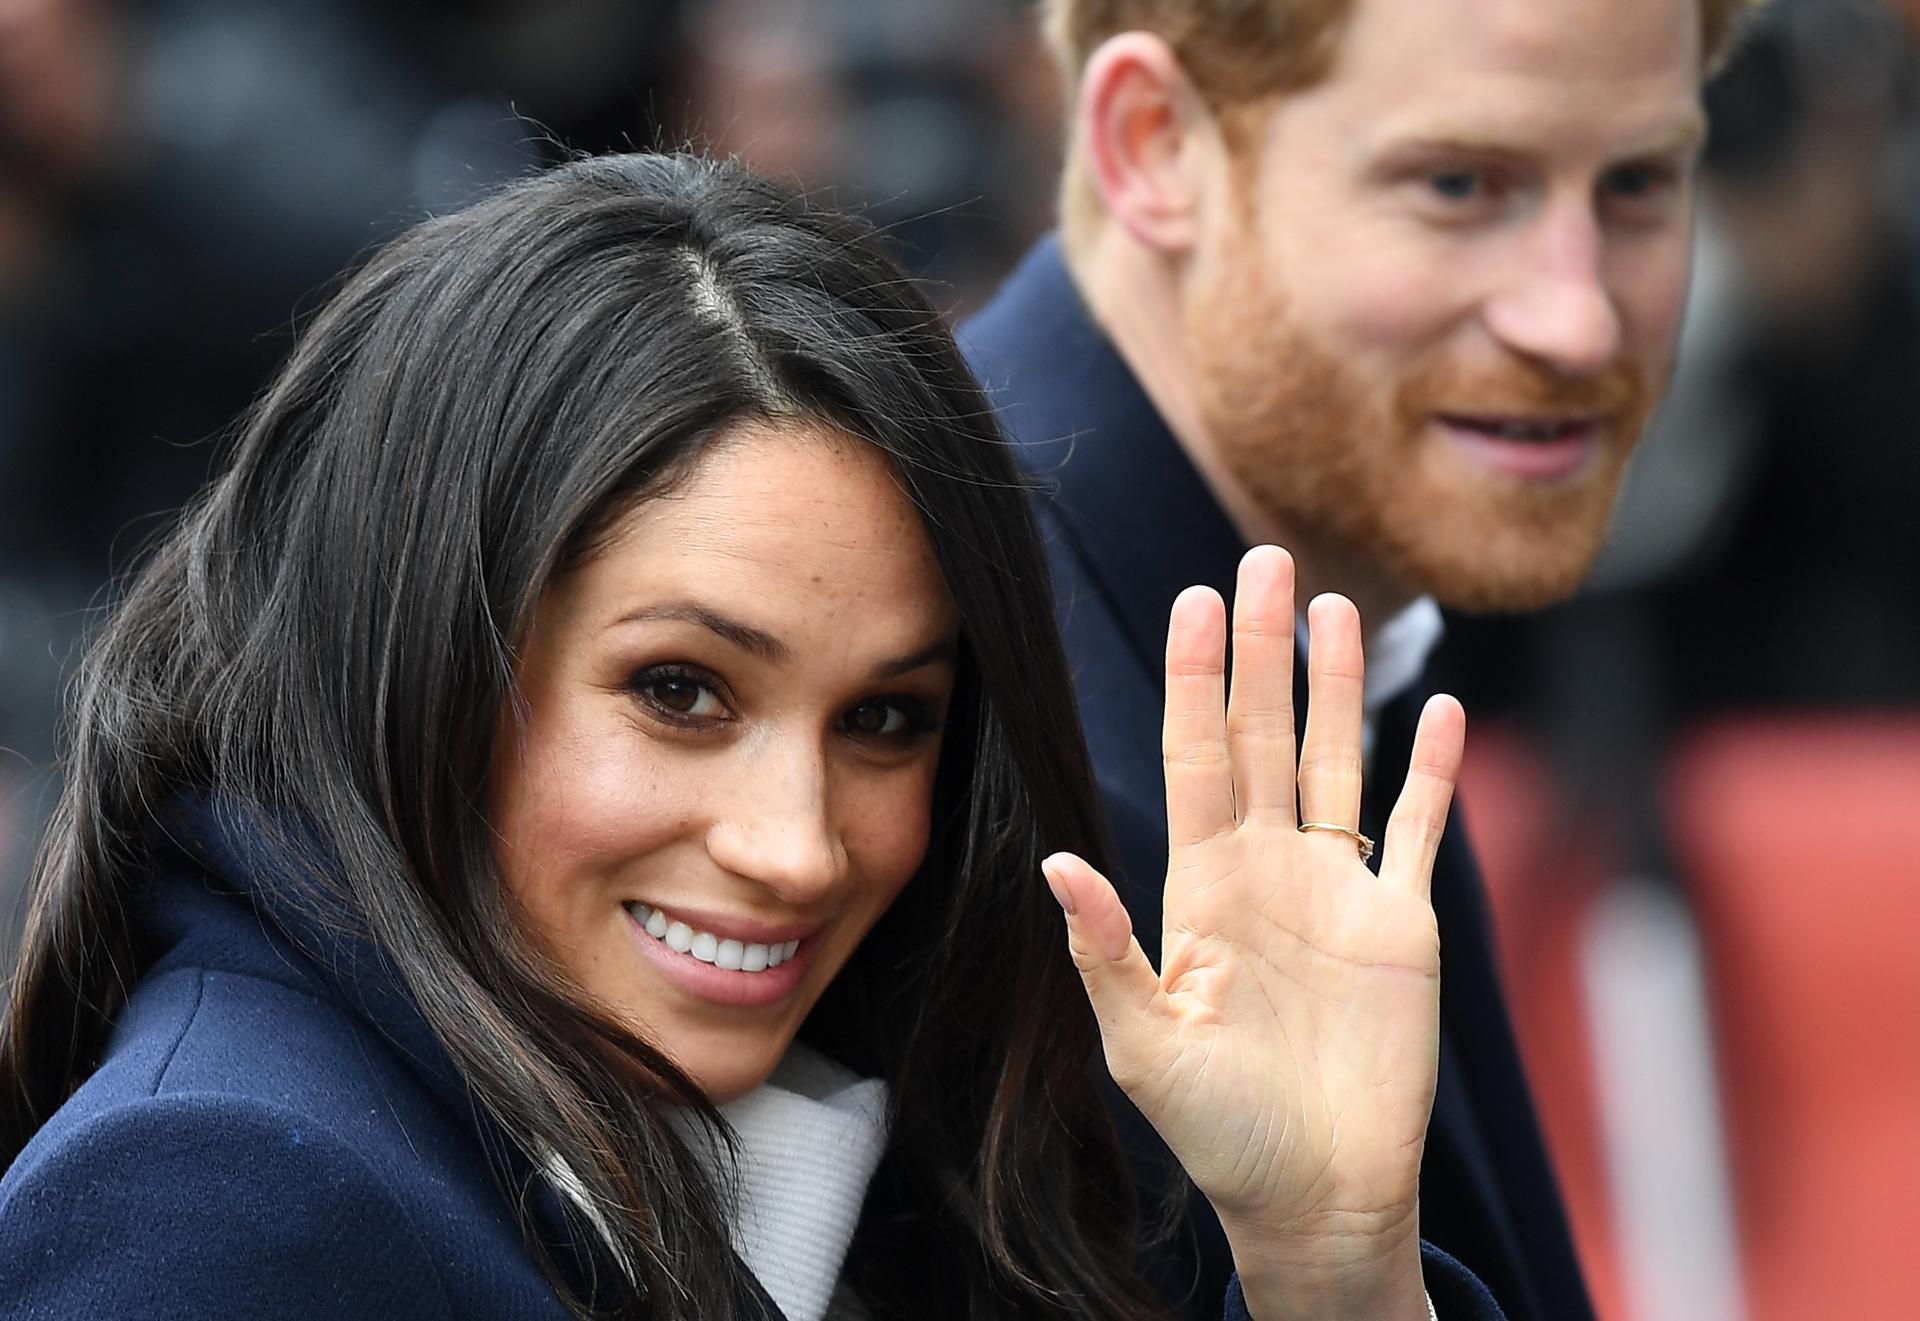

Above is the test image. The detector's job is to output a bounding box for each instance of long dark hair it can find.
[0,154,1170,1318]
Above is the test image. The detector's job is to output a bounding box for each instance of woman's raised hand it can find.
[1041,546,1465,1321]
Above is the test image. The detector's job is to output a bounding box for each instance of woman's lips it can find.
[623,901,814,1007]
[1433,414,1604,481]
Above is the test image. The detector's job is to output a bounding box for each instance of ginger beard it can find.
[1188,250,1659,614]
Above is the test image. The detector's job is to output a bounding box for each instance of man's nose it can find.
[704,743,846,902]
[1482,205,1623,377]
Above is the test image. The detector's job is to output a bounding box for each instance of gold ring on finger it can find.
[1297,821,1375,864]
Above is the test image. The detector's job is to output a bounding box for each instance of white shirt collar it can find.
[545,1043,888,1321]
[711,1044,889,1321]
[1363,595,1447,721]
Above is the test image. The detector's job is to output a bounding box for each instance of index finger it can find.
[1163,585,1235,850]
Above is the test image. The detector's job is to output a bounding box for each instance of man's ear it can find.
[1077,33,1221,254]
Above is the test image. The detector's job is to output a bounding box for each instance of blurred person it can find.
[0,0,663,600]
[674,0,1060,310]
[1657,0,1920,709]
[960,0,1763,1317]
[0,153,1494,1321]
[345,0,689,158]
[0,0,456,745]
[0,0,144,946]
[0,0,117,208]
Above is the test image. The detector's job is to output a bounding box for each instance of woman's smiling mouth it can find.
[626,901,803,970]
[623,902,816,1007]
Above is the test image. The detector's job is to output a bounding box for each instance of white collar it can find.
[544,1043,888,1321]
[1362,595,1446,722]
[709,1044,889,1321]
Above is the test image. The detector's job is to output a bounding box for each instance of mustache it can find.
[1397,358,1648,418]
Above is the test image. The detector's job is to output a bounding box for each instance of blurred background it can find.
[1,1,1916,1317]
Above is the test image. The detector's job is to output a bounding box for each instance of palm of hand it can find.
[1143,825,1441,1235]
[1044,546,1465,1262]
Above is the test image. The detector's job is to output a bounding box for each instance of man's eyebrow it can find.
[1375,136,1535,167]
[1376,113,1710,165]
[614,601,790,662]
[1626,110,1710,156]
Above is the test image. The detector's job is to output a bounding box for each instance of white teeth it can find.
[628,904,798,974]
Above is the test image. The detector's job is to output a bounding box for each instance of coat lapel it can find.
[154,797,797,1320]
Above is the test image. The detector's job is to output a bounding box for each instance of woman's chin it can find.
[653,1028,791,1106]
[686,1058,779,1106]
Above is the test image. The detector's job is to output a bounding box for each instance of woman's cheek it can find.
[501,712,693,887]
[847,760,940,899]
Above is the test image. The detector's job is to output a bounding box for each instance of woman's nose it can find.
[703,744,847,902]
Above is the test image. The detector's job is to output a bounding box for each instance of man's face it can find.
[1186,0,1705,612]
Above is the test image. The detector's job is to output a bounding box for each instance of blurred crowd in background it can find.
[2,1,1917,1318]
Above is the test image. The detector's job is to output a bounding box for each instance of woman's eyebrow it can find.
[614,601,789,662]
[615,601,956,677]
[873,638,958,679]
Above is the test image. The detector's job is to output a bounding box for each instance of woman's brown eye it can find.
[637,672,724,717]
[651,679,701,713]
[632,667,727,722]
[846,701,910,737]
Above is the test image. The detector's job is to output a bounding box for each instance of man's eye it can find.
[1428,170,1483,201]
[1604,162,1674,200]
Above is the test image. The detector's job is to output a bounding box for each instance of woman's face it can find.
[490,424,959,1102]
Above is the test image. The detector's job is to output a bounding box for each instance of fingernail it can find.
[1041,857,1076,916]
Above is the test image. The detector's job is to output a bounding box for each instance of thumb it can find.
[1041,852,1167,1083]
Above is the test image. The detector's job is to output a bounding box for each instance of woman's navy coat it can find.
[0,808,597,1318]
[0,805,1497,1319]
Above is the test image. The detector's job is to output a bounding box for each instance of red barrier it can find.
[1668,717,1920,1321]
[1460,726,1626,1320]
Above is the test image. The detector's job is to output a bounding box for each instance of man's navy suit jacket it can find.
[960,236,1593,1321]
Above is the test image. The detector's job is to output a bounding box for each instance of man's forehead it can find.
[1327,0,1704,92]
[1261,0,1705,160]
